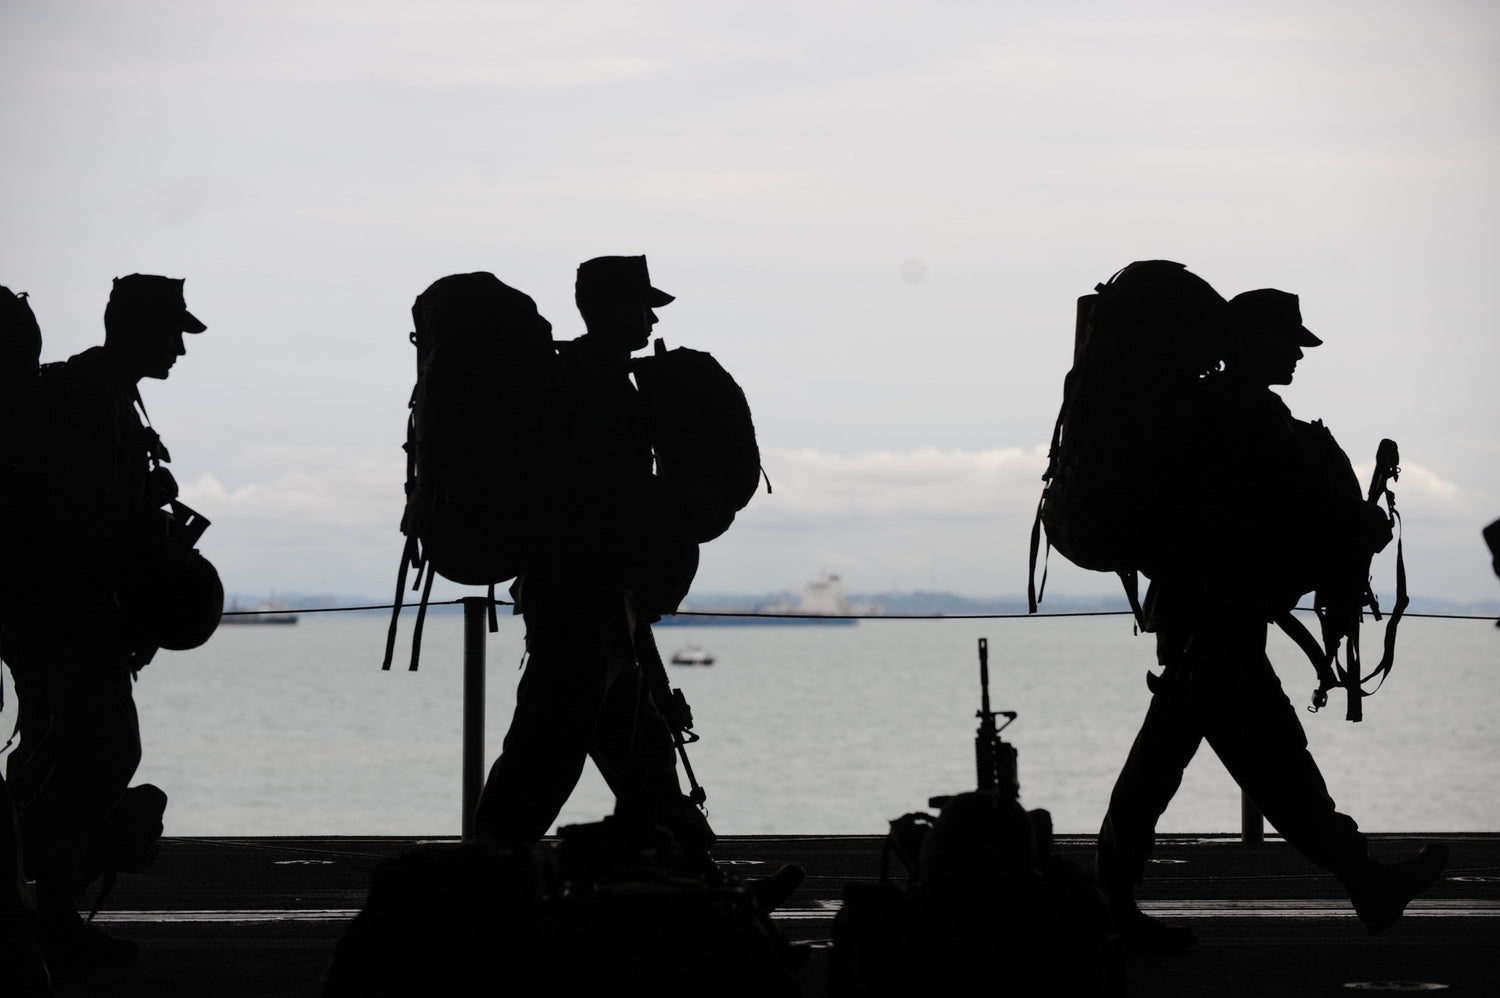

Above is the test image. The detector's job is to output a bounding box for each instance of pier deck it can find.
[40,832,1500,996]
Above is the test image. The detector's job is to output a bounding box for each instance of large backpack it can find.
[2,286,42,511]
[1027,261,1229,619]
[1,286,41,699]
[382,272,556,671]
[1,285,42,417]
[630,339,765,544]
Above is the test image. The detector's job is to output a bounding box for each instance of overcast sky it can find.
[3,1,1497,604]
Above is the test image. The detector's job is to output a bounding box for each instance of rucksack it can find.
[1,286,42,510]
[630,338,766,543]
[382,272,556,671]
[1027,261,1229,620]
[1,285,42,420]
[1,286,41,704]
[831,796,1118,997]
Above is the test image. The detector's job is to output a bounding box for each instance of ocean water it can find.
[2,609,1495,839]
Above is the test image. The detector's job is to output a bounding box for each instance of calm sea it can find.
[3,610,1495,838]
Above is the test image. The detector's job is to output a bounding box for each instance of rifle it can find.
[632,619,708,810]
[930,638,1018,807]
[1307,438,1406,722]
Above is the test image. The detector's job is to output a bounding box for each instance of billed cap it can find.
[1228,288,1319,346]
[575,255,674,308]
[109,274,206,333]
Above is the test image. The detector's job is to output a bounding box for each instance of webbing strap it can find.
[1027,490,1049,613]
[1366,509,1408,695]
[1117,569,1144,631]
[407,566,436,672]
[1027,383,1071,614]
[380,536,416,671]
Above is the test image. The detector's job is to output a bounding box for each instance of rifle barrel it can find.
[978,637,991,716]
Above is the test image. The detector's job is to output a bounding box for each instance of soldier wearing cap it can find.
[475,255,718,872]
[2,274,208,968]
[1096,282,1445,952]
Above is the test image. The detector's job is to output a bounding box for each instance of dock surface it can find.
[37,832,1500,996]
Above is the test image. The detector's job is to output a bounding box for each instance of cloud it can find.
[167,440,1497,603]
[1352,460,1462,508]
[177,449,405,594]
[753,446,1049,521]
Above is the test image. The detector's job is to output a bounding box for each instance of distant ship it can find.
[655,573,864,626]
[221,600,299,625]
[669,644,715,666]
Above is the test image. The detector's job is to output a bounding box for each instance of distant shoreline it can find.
[222,590,1500,620]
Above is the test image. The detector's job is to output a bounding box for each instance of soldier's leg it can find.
[1095,630,1205,952]
[1197,626,1367,873]
[7,651,142,969]
[8,661,141,883]
[0,770,51,993]
[473,612,613,845]
[1096,654,1204,900]
[1202,627,1448,931]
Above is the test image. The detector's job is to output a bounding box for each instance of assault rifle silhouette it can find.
[930,637,1019,807]
[632,621,708,810]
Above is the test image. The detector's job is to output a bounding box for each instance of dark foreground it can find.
[40,832,1500,996]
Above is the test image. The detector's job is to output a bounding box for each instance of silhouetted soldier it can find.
[1096,288,1448,951]
[1,275,204,968]
[473,256,716,872]
[0,286,53,992]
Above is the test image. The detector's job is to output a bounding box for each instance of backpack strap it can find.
[1362,499,1408,698]
[1026,387,1071,614]
[1118,569,1145,631]
[1026,490,1049,613]
[407,562,436,672]
[380,534,418,671]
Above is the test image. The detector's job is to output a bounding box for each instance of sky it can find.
[2,0,1497,604]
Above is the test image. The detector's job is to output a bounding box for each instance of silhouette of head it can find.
[103,274,205,380]
[575,255,673,352]
[1227,288,1318,386]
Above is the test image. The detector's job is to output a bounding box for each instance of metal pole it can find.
[1241,791,1264,844]
[461,595,487,839]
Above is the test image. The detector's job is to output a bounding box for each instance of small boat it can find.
[670,645,714,666]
